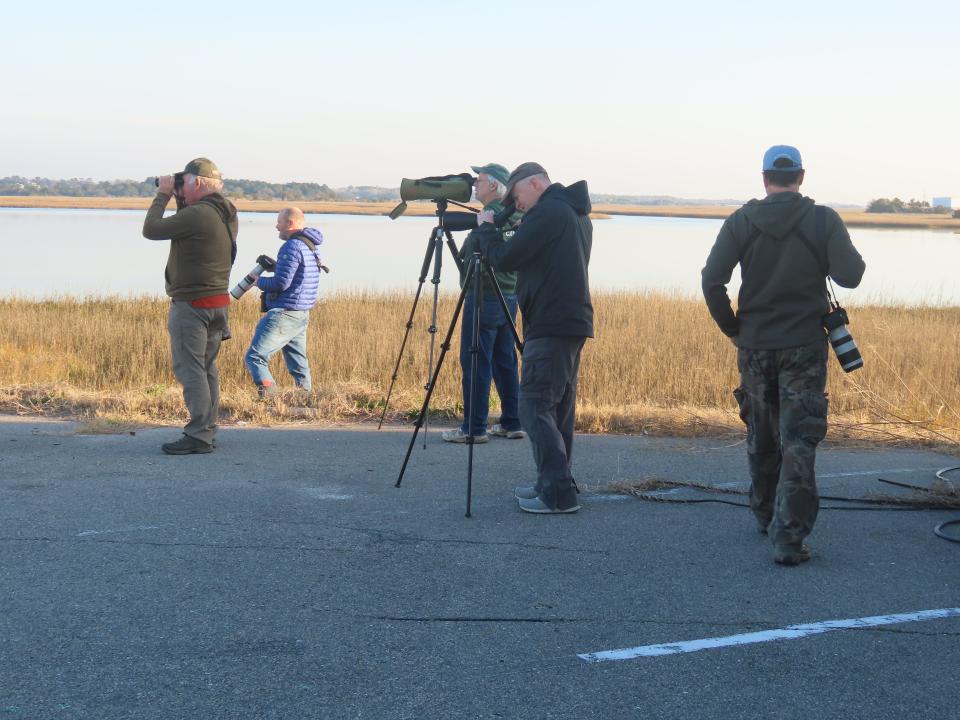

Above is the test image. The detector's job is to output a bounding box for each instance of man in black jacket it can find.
[701,145,865,565]
[477,162,594,514]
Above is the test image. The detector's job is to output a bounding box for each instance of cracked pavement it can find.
[1,416,958,719]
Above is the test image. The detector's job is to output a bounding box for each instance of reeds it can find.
[2,291,959,445]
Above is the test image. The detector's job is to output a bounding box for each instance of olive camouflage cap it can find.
[182,157,222,179]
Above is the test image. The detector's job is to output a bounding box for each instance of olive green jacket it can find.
[143,192,238,301]
[458,199,519,297]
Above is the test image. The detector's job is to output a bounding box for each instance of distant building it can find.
[932,196,957,210]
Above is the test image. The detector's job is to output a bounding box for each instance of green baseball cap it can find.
[470,163,509,187]
[182,157,222,179]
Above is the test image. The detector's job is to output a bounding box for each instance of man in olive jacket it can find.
[701,145,865,565]
[143,157,238,455]
[477,162,594,514]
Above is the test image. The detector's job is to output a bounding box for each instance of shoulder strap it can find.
[791,206,828,275]
[293,233,330,274]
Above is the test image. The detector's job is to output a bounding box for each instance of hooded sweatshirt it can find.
[479,182,593,340]
[701,191,865,349]
[257,227,324,311]
[143,192,239,300]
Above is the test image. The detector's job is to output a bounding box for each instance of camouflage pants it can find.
[733,339,829,548]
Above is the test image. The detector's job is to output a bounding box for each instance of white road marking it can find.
[819,467,940,479]
[577,607,960,663]
[77,525,161,537]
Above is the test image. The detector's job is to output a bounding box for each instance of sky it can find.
[1,0,957,206]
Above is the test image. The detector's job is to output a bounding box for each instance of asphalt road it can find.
[1,417,958,719]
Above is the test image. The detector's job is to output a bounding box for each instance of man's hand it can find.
[157,175,175,194]
[256,254,277,272]
[477,210,495,225]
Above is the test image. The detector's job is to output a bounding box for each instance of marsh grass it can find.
[2,291,959,446]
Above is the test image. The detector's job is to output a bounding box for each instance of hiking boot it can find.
[161,434,213,455]
[773,544,811,566]
[489,424,527,439]
[256,380,277,398]
[518,496,581,514]
[441,428,488,444]
[514,485,539,500]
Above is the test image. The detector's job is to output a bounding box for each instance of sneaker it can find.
[518,496,581,514]
[489,424,526,439]
[161,434,213,455]
[773,544,811,566]
[441,428,488,444]
[514,485,539,500]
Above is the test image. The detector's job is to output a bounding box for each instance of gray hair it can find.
[197,175,224,194]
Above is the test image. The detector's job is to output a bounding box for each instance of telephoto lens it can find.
[822,307,863,372]
[230,262,268,300]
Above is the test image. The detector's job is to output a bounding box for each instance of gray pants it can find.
[168,300,229,445]
[519,336,586,509]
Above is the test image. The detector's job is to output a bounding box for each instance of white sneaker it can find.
[489,424,526,439]
[441,428,489,444]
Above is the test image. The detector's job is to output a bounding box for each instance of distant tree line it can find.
[866,197,951,214]
[0,176,401,202]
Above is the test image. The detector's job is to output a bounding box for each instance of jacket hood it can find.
[741,191,814,240]
[743,192,814,240]
[294,227,324,246]
[196,192,238,225]
[544,181,591,215]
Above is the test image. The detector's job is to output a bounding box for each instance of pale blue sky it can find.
[1,0,956,204]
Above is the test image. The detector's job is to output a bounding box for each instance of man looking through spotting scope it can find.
[441,163,525,445]
[142,157,238,455]
[244,207,326,397]
[701,145,865,566]
[476,162,593,514]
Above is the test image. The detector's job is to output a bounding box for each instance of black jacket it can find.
[479,182,593,340]
[701,192,865,349]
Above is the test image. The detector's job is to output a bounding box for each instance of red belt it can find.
[188,293,231,308]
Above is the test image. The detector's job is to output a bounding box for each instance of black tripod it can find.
[378,199,472,441]
[395,249,522,517]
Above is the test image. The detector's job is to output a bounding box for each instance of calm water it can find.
[2,208,958,305]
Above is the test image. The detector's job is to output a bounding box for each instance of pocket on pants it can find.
[732,386,749,426]
[520,358,551,402]
[796,391,828,445]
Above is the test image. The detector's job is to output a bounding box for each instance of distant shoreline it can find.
[1,195,958,230]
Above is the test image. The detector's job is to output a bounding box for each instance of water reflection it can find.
[1,208,957,305]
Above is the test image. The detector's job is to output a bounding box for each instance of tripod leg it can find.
[423,227,444,447]
[483,262,523,352]
[445,230,464,275]
[378,229,439,429]
[464,253,485,518]
[396,261,475,488]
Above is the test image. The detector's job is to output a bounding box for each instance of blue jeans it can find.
[459,294,521,435]
[244,308,312,391]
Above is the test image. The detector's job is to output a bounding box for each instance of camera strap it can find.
[294,233,330,274]
[792,206,841,308]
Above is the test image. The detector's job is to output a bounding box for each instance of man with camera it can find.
[701,145,865,565]
[244,207,325,396]
[476,162,593,514]
[441,163,525,445]
[143,158,238,455]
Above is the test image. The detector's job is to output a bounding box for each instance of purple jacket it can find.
[257,227,323,310]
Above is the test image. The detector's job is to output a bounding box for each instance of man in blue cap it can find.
[442,163,526,444]
[701,145,865,565]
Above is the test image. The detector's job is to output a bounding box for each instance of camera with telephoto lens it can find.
[230,255,276,302]
[822,306,863,372]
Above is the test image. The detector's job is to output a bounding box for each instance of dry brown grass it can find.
[2,291,959,446]
[4,196,958,229]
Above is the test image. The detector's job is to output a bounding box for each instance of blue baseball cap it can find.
[762,145,803,172]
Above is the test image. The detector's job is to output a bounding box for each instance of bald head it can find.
[276,207,305,239]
